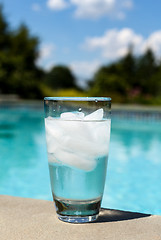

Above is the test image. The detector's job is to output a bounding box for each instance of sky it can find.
[2,0,161,87]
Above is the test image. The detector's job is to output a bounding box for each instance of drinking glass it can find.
[44,97,111,223]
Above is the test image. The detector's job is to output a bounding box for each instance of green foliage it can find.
[45,65,77,90]
[0,6,44,99]
[88,48,161,104]
[135,49,157,94]
[38,86,85,98]
[90,64,128,97]
[0,5,10,49]
[10,24,39,70]
[54,88,87,97]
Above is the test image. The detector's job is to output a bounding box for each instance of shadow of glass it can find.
[96,208,151,223]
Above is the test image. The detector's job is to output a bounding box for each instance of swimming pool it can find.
[0,105,161,215]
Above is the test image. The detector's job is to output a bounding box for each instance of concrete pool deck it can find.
[0,195,161,240]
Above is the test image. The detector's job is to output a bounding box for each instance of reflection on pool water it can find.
[0,106,161,215]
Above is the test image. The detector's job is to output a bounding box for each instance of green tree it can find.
[119,50,136,90]
[136,49,158,95]
[91,65,124,94]
[45,65,77,90]
[89,52,136,101]
[148,65,161,96]
[88,48,161,103]
[0,5,10,50]
[0,6,44,98]
[10,24,39,70]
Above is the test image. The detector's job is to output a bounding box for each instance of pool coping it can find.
[0,195,161,240]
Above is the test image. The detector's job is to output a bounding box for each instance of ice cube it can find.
[45,118,64,153]
[61,136,102,157]
[92,119,111,142]
[45,133,59,153]
[92,119,111,154]
[49,119,94,146]
[45,118,63,140]
[45,113,111,171]
[61,112,85,120]
[53,149,97,171]
[84,108,103,120]
[45,117,95,156]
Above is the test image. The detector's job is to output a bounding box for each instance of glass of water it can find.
[44,97,111,223]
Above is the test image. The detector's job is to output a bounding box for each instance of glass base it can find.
[58,214,99,223]
[54,197,101,223]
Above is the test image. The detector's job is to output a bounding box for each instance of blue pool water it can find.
[0,106,161,215]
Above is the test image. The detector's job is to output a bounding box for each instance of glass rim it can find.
[44,97,111,102]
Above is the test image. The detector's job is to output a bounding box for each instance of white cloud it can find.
[70,60,101,78]
[69,60,101,87]
[143,31,161,58]
[47,0,133,19]
[36,44,56,69]
[39,44,55,59]
[47,0,68,10]
[32,3,41,12]
[71,0,133,19]
[83,28,161,60]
